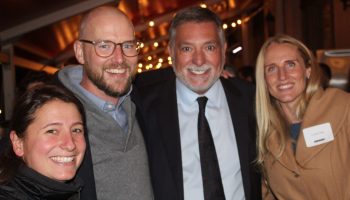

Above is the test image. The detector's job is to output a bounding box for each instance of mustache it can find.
[187,64,212,71]
[105,62,131,69]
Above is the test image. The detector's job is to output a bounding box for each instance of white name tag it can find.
[302,123,334,147]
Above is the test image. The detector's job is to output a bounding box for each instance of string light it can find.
[153,42,159,47]
[148,21,155,27]
[200,3,207,8]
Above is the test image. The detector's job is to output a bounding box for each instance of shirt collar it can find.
[75,80,132,112]
[176,78,222,108]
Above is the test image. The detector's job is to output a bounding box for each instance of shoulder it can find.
[133,68,176,104]
[310,88,350,109]
[134,67,175,88]
[220,77,255,98]
[0,180,24,200]
[304,88,350,129]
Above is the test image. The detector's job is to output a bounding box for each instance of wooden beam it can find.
[0,0,118,44]
[0,52,58,74]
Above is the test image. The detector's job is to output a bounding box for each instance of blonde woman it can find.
[255,35,350,199]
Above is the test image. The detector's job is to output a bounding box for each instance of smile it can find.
[277,83,293,90]
[50,156,75,163]
[188,66,210,75]
[105,68,127,74]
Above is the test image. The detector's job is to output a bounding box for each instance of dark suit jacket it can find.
[135,69,262,200]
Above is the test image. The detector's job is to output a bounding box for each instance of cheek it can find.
[265,75,276,89]
[175,52,191,67]
[23,139,53,166]
[75,136,86,152]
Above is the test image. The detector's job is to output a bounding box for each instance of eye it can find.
[72,126,84,134]
[265,65,277,74]
[286,61,296,68]
[205,44,217,51]
[97,42,112,50]
[180,46,192,52]
[46,129,58,134]
[122,42,136,49]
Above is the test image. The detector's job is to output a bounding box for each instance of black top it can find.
[0,165,83,200]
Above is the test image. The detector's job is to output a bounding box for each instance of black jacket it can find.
[135,68,261,200]
[0,165,83,200]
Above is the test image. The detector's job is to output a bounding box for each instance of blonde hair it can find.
[255,35,322,165]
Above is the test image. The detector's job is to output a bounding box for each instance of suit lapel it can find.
[220,78,254,199]
[155,79,184,199]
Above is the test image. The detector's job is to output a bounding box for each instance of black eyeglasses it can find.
[79,39,141,57]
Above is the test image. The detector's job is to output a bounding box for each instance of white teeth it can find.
[188,65,210,75]
[190,69,206,75]
[278,84,292,90]
[51,156,74,163]
[105,68,126,74]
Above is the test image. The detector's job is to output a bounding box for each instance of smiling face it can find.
[11,100,86,182]
[75,7,137,102]
[169,21,226,94]
[264,42,311,109]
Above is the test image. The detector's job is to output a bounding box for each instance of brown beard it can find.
[86,62,134,97]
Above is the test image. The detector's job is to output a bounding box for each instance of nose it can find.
[278,67,287,80]
[60,132,76,151]
[192,49,205,66]
[111,45,124,64]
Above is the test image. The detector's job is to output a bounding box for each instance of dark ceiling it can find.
[0,0,262,74]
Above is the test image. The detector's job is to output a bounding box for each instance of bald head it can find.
[79,6,134,39]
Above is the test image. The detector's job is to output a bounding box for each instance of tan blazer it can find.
[263,88,350,200]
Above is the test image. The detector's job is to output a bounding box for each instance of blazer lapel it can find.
[154,79,184,199]
[220,78,255,199]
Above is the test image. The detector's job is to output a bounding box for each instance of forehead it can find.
[265,43,301,62]
[175,21,220,44]
[83,11,135,42]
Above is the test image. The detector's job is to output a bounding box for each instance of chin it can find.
[50,169,77,182]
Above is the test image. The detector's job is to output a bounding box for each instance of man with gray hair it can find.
[137,7,261,200]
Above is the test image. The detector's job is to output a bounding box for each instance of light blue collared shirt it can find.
[72,77,130,133]
[176,78,245,200]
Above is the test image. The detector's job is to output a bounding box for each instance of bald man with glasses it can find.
[55,6,153,200]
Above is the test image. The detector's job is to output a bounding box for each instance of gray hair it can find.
[168,7,226,47]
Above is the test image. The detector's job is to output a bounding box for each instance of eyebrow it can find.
[264,59,299,67]
[40,121,83,130]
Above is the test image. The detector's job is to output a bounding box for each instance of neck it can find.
[279,102,301,124]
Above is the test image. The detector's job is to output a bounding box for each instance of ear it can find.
[74,40,85,64]
[167,45,175,67]
[167,45,174,60]
[306,67,311,79]
[222,42,227,62]
[10,131,24,157]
